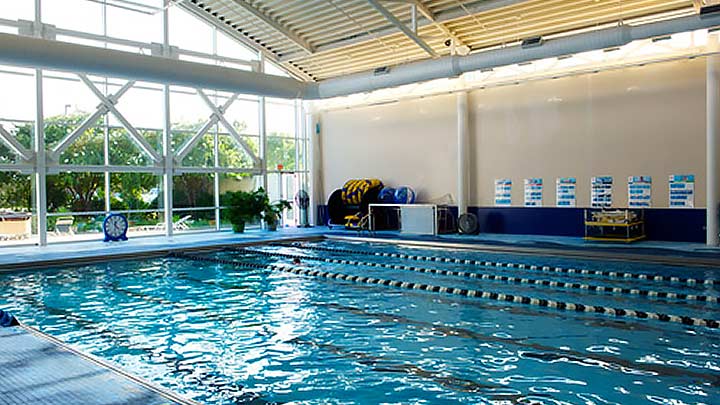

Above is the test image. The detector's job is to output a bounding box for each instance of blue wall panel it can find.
[317,205,707,243]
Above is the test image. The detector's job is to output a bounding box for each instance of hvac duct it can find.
[0,33,305,99]
[1,13,720,99]
[311,13,720,99]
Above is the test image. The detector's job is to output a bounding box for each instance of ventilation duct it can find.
[310,13,720,99]
[0,13,719,100]
[0,33,306,99]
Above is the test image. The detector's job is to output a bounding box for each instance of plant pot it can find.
[266,221,278,231]
[232,221,246,233]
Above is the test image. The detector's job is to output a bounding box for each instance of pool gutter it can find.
[0,235,323,272]
[326,235,720,268]
[3,232,719,272]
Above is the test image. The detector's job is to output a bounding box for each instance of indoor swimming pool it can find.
[1,239,719,405]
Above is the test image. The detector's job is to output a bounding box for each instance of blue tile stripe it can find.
[235,248,720,305]
[284,243,719,287]
[174,252,720,329]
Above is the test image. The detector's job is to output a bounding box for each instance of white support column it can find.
[307,110,322,226]
[103,92,111,213]
[212,95,220,231]
[35,69,46,245]
[102,1,110,215]
[708,34,720,246]
[292,98,301,226]
[34,0,47,246]
[162,0,173,237]
[457,91,469,217]
[258,54,268,192]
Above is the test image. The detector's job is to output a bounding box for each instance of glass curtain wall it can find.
[0,0,308,246]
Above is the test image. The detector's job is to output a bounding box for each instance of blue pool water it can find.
[1,240,719,404]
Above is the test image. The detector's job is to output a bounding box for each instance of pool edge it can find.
[9,323,202,405]
[0,234,324,272]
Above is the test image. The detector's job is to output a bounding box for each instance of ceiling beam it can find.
[406,0,435,22]
[366,0,438,58]
[380,0,436,21]
[407,0,468,50]
[282,0,526,62]
[229,0,315,54]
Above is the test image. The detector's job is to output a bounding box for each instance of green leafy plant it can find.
[221,188,267,233]
[263,199,292,230]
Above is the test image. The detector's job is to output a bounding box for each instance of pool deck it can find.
[0,227,327,270]
[1,227,719,270]
[0,325,198,405]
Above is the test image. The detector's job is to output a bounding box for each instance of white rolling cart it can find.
[368,204,438,235]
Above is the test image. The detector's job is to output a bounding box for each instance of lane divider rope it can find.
[173,252,720,329]
[282,243,719,287]
[233,248,720,305]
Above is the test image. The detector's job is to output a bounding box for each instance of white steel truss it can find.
[48,75,163,165]
[178,89,261,168]
[174,93,238,163]
[0,124,33,162]
[79,74,162,163]
[49,79,135,162]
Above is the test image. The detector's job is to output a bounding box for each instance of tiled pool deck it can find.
[0,326,198,405]
[1,227,719,405]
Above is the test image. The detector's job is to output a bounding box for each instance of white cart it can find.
[368,204,438,235]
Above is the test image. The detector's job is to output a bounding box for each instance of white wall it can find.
[319,58,707,208]
[320,95,457,203]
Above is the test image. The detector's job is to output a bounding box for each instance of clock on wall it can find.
[103,213,128,242]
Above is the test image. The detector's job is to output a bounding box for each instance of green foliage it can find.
[173,173,214,208]
[221,188,267,232]
[0,113,299,233]
[267,135,296,171]
[263,199,292,226]
[0,171,31,211]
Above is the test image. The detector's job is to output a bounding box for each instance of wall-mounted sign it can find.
[591,176,613,208]
[556,177,576,207]
[669,174,694,208]
[494,179,512,206]
[628,176,652,208]
[524,178,543,207]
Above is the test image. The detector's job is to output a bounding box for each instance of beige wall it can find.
[320,58,707,208]
[320,94,457,203]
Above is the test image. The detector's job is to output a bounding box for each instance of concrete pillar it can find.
[708,34,720,246]
[457,91,469,217]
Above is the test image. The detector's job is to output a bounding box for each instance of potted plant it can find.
[221,188,266,233]
[263,199,292,231]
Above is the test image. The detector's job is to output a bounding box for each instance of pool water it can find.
[1,240,719,405]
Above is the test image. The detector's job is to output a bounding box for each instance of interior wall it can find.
[320,94,457,203]
[319,58,707,208]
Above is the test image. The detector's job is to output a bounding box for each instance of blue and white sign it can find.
[556,177,576,207]
[591,176,613,208]
[494,179,512,206]
[524,178,543,207]
[669,174,694,208]
[628,176,652,208]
